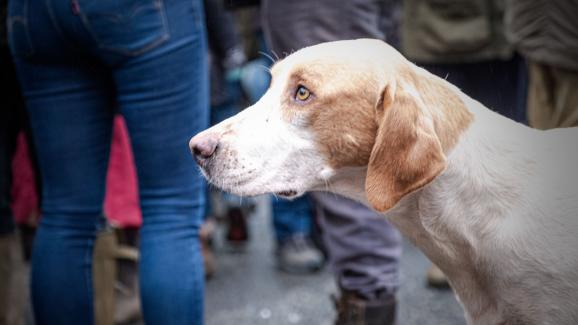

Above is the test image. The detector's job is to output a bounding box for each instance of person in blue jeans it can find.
[7,0,208,324]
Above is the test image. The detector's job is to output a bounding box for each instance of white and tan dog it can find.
[190,39,578,324]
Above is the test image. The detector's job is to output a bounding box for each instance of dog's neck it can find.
[326,95,538,321]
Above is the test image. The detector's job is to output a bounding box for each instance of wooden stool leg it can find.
[93,229,117,325]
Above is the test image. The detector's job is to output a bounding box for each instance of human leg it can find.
[111,0,209,322]
[13,59,114,325]
[9,5,117,324]
[314,194,402,299]
[312,193,401,324]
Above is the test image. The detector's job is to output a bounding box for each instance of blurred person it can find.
[403,0,527,123]
[402,0,528,287]
[261,0,403,324]
[506,0,578,129]
[205,0,253,252]
[232,5,326,275]
[7,0,209,324]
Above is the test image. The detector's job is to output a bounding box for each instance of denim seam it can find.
[7,0,35,57]
[84,236,94,325]
[45,0,78,52]
[192,0,203,31]
[191,239,203,318]
[77,0,170,57]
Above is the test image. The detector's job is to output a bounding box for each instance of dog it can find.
[189,39,578,324]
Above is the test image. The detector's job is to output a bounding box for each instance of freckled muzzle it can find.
[189,128,306,199]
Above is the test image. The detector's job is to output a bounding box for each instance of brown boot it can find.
[333,290,396,325]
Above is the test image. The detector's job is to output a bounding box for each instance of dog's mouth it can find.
[275,190,299,199]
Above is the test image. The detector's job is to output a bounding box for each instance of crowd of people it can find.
[1,0,576,324]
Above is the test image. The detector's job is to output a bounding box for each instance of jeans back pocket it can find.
[78,0,169,56]
[7,0,35,58]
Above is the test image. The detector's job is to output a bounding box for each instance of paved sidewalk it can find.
[205,197,466,325]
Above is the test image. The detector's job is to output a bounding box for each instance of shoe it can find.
[333,289,396,325]
[426,264,450,289]
[276,234,324,274]
[225,207,249,246]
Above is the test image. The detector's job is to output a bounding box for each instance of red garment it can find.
[11,115,143,227]
[104,116,142,227]
[11,133,38,224]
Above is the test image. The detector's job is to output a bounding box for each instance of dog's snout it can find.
[190,133,219,163]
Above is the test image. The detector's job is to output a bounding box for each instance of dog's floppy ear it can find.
[365,80,447,212]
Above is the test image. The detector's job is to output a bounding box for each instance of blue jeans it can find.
[271,196,313,242]
[8,0,208,324]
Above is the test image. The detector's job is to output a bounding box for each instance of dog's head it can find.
[190,39,472,212]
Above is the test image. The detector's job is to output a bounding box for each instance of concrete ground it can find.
[14,197,466,324]
[205,197,466,325]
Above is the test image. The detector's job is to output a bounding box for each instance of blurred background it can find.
[1,0,576,324]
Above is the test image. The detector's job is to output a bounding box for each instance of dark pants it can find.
[8,0,209,323]
[422,55,528,123]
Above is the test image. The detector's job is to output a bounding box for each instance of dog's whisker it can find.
[270,50,281,62]
[258,51,277,65]
[256,64,272,74]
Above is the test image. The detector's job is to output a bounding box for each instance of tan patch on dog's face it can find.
[270,49,385,170]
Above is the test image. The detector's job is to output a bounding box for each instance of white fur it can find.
[191,40,578,324]
[193,66,327,199]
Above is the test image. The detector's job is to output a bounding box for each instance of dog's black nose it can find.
[189,133,219,163]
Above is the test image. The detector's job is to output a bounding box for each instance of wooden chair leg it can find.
[93,229,117,325]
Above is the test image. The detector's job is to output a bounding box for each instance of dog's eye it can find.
[295,85,311,102]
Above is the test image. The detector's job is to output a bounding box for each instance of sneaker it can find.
[276,234,324,274]
[333,289,396,325]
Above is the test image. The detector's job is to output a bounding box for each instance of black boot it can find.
[333,289,396,325]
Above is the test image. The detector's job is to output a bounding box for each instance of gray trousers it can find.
[313,193,401,299]
[261,0,402,299]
